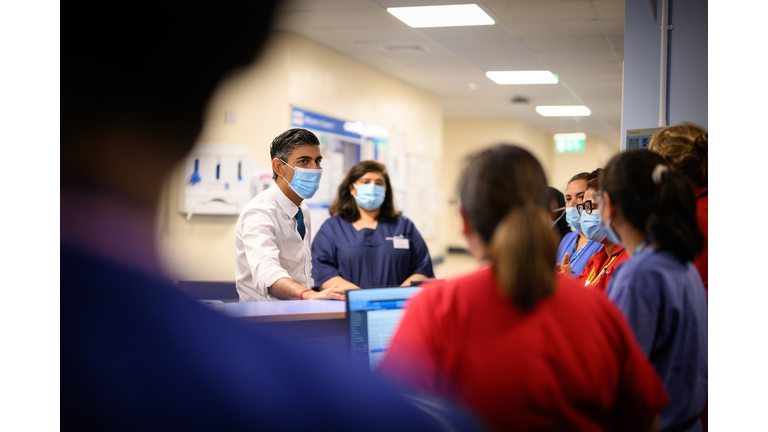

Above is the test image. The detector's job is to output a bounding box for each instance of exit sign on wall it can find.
[554,133,586,153]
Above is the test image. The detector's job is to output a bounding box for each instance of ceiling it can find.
[273,0,625,145]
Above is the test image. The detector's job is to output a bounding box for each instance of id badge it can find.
[393,238,410,249]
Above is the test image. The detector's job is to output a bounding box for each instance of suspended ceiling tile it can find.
[330,26,429,43]
[504,19,604,37]
[590,0,626,20]
[277,0,379,11]
[520,35,612,51]
[419,25,543,71]
[536,49,623,69]
[371,0,470,7]
[488,1,597,23]
[276,8,398,29]
[601,19,625,35]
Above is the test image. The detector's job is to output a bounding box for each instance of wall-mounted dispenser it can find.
[178,143,268,220]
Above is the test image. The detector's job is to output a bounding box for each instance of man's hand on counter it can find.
[306,286,357,301]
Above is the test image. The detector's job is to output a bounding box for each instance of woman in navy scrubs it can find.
[311,160,434,289]
[601,150,707,432]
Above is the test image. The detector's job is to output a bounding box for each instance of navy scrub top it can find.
[311,215,434,288]
[606,246,708,432]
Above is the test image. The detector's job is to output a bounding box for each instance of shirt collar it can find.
[270,183,300,218]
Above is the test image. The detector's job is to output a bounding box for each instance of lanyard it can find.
[632,238,651,257]
[569,235,590,263]
[593,248,626,286]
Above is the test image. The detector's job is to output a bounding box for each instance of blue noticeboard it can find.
[291,107,361,139]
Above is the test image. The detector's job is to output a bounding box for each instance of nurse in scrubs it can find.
[601,150,707,432]
[311,160,434,289]
[561,177,628,293]
[555,171,603,278]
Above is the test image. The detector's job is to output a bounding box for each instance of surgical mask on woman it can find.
[550,206,565,228]
[354,183,386,211]
[579,212,608,242]
[565,207,582,232]
[280,160,322,199]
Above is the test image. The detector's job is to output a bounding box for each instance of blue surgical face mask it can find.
[353,183,386,211]
[565,207,581,232]
[579,212,608,242]
[599,207,622,245]
[280,160,322,199]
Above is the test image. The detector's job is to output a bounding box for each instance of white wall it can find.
[156,32,443,282]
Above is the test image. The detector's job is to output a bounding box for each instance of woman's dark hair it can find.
[330,160,401,223]
[568,172,592,185]
[548,187,570,241]
[585,169,602,191]
[600,150,704,263]
[460,144,556,311]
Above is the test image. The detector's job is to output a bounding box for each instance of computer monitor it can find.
[346,286,424,370]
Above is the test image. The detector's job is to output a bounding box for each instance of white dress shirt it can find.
[235,183,313,301]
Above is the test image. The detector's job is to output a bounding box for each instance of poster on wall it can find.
[291,107,363,232]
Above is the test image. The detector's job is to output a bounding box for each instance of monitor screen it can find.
[347,287,424,370]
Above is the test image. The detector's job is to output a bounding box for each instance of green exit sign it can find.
[554,133,586,153]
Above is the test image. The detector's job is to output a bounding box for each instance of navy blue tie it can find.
[296,209,305,240]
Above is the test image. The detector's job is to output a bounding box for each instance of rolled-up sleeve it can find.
[240,207,291,299]
[311,221,341,287]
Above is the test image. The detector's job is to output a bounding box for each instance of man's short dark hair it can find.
[270,129,321,180]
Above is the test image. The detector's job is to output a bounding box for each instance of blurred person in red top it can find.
[649,123,708,296]
[379,144,668,432]
[568,176,629,293]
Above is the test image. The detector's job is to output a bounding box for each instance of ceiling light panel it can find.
[387,4,495,28]
[486,70,558,85]
[536,106,592,116]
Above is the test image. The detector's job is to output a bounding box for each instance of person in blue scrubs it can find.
[312,160,434,288]
[555,171,602,278]
[601,150,707,432]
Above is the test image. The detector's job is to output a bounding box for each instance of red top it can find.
[380,267,668,432]
[694,187,708,297]
[575,247,629,294]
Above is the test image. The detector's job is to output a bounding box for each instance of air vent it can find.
[511,96,529,105]
[379,44,431,55]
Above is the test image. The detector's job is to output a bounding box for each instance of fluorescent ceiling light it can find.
[486,71,558,85]
[387,4,494,28]
[553,133,586,141]
[536,105,592,117]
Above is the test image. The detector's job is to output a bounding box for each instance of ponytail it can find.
[645,165,704,263]
[490,203,557,311]
[602,151,704,264]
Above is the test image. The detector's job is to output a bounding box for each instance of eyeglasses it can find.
[576,200,595,216]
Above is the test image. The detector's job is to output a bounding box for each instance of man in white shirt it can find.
[235,129,350,301]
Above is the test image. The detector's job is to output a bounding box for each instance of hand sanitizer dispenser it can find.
[178,143,258,220]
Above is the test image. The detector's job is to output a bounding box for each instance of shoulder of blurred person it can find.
[61,246,469,431]
[381,266,668,431]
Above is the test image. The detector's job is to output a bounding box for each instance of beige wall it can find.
[441,119,620,249]
[550,136,621,193]
[156,32,443,282]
